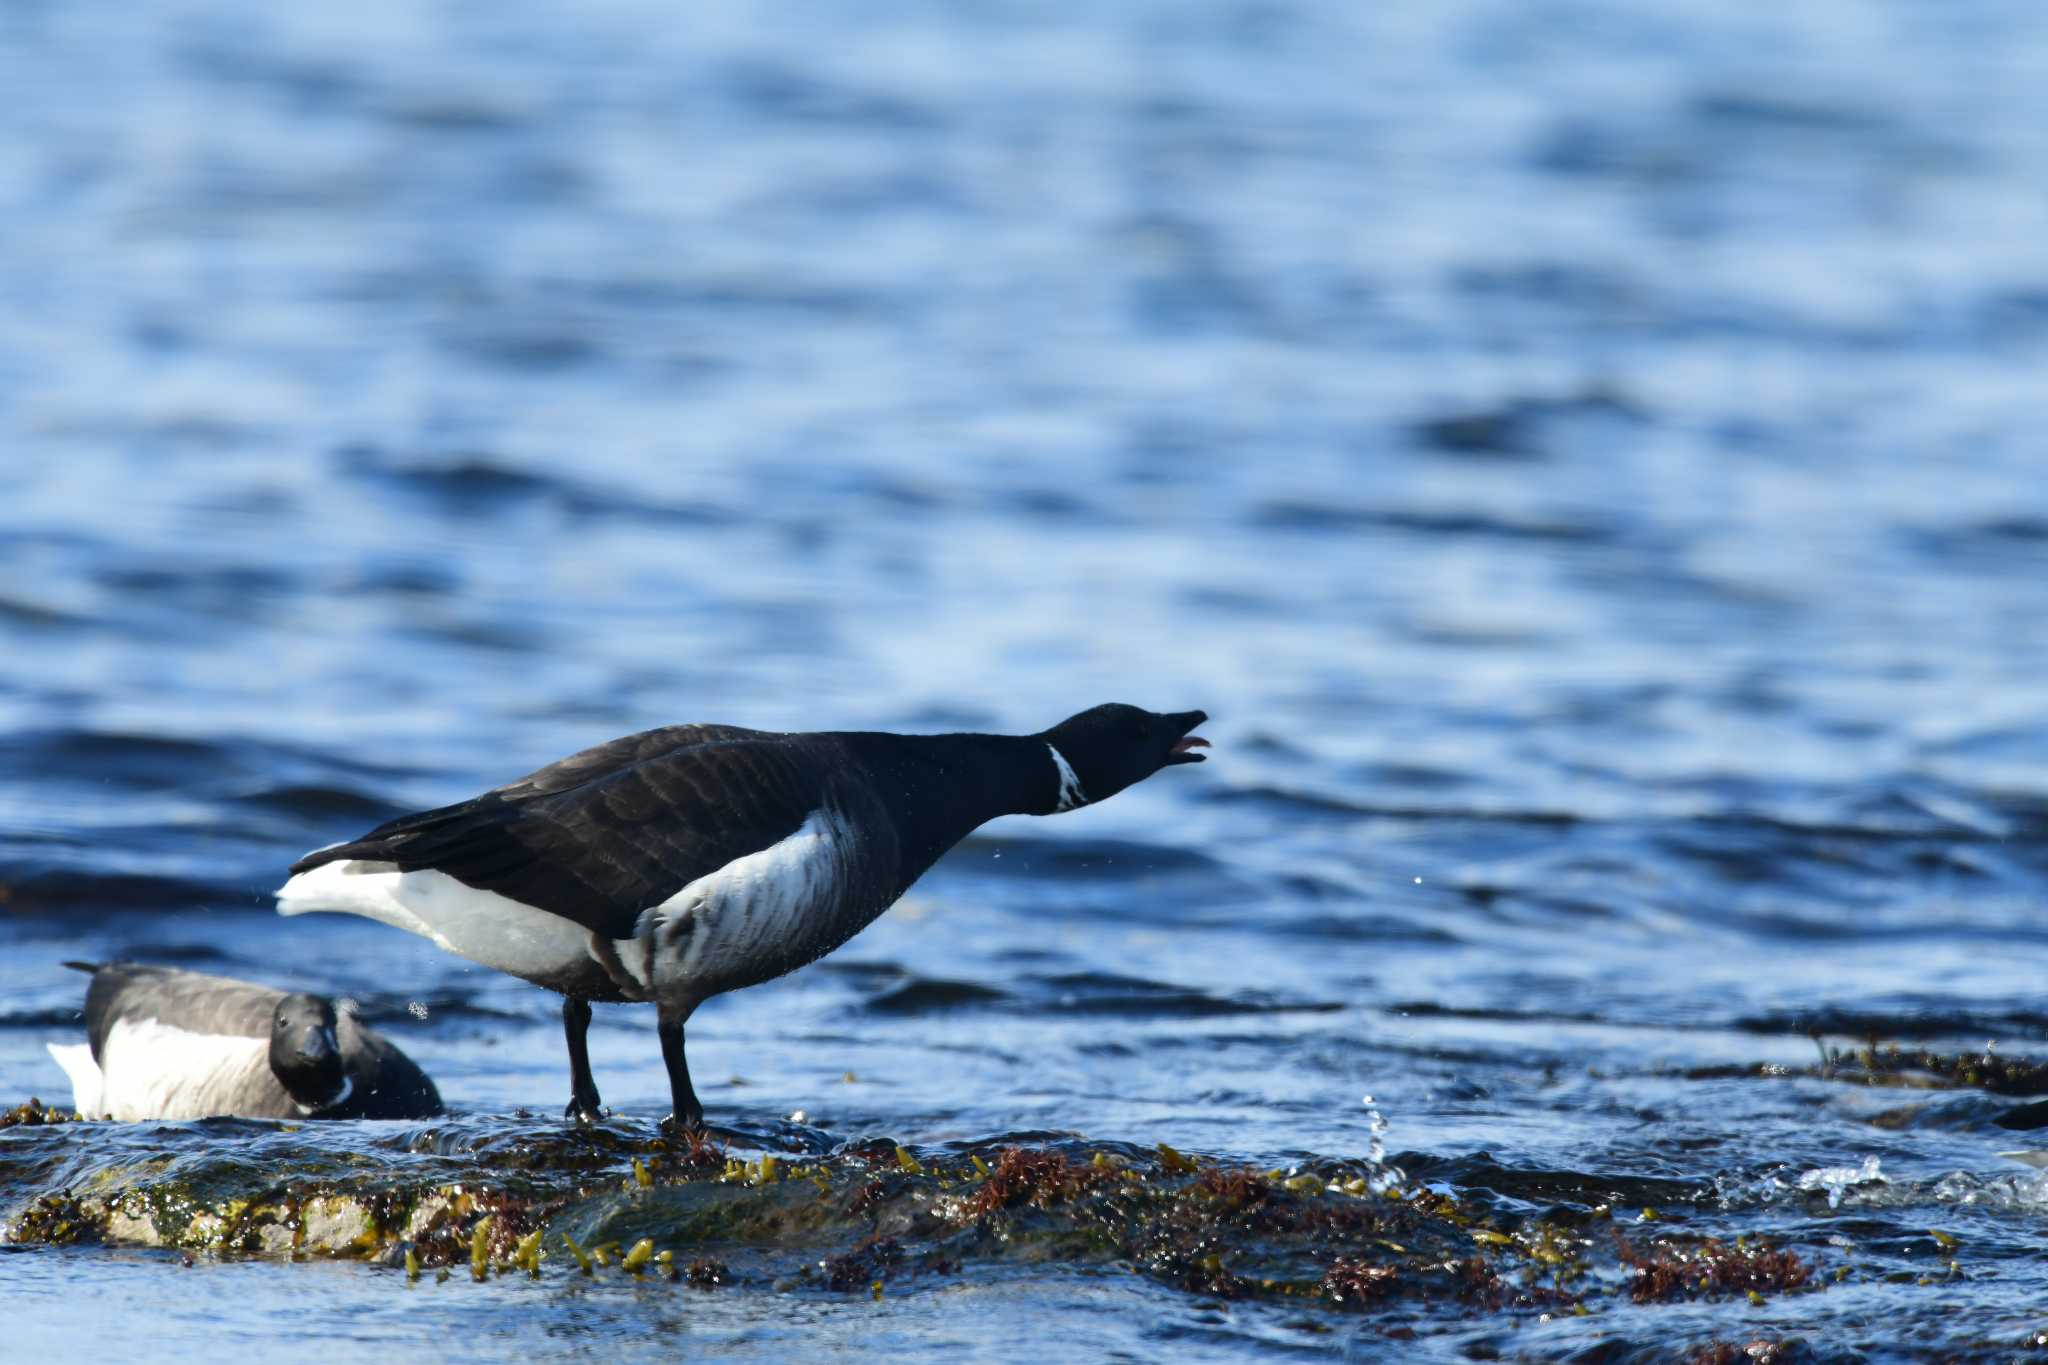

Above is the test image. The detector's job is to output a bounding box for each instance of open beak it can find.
[1165,710,1211,764]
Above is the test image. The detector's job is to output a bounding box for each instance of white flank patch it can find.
[277,859,592,985]
[1048,744,1089,812]
[46,1043,103,1119]
[625,806,859,999]
[93,1017,276,1122]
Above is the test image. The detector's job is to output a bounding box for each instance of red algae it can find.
[965,1148,1116,1216]
[1615,1231,1814,1304]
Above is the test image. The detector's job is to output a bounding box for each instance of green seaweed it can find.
[1688,1041,2048,1097]
[0,1099,73,1130]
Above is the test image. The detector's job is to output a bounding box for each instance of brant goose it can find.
[47,962,442,1121]
[277,703,1209,1129]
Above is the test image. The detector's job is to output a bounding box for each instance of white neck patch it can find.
[299,1072,352,1116]
[1048,744,1089,812]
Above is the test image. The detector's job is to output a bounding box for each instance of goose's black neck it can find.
[838,731,1059,892]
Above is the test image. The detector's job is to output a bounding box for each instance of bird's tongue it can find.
[1170,736,1210,755]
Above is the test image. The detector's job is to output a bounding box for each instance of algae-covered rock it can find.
[0,1105,1837,1321]
[302,1195,376,1254]
[1691,1042,2048,1097]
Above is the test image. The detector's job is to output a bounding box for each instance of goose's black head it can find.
[268,993,347,1109]
[1040,703,1209,810]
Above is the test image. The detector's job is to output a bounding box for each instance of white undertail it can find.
[278,859,593,984]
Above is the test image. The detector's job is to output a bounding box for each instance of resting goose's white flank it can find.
[79,1016,273,1122]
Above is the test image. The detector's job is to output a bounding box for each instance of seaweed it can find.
[1318,1257,1399,1305]
[0,1109,1838,1324]
[13,1192,96,1245]
[1683,1341,1809,1365]
[823,1233,902,1292]
[1615,1231,1814,1303]
[1694,1041,2048,1097]
[660,1125,728,1172]
[964,1147,1114,1216]
[1818,1041,2048,1096]
[0,1098,72,1129]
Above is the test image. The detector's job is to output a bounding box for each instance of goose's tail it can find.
[45,1042,103,1118]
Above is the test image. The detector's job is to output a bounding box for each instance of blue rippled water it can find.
[6,1,2048,1358]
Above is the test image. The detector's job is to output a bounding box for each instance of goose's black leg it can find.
[562,996,604,1123]
[657,1008,704,1132]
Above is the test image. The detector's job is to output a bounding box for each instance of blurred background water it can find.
[5,1,2048,1358]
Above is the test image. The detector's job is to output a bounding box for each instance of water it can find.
[4,0,2048,1357]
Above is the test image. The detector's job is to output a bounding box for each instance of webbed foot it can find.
[561,996,604,1125]
[657,1109,705,1137]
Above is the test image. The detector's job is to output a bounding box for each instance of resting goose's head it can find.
[269,993,348,1111]
[1041,704,1210,810]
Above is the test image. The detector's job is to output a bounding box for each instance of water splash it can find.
[1361,1095,1406,1195]
[1796,1155,1886,1209]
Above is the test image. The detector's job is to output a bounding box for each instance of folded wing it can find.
[288,730,833,941]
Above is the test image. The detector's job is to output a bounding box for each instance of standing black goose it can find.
[48,962,441,1121]
[278,703,1210,1129]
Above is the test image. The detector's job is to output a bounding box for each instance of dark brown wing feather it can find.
[491,724,769,799]
[291,730,839,940]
